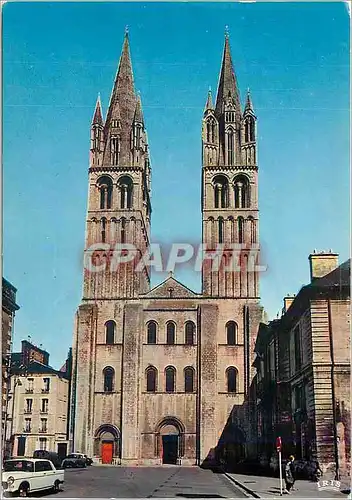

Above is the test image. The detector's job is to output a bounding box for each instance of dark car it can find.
[61,453,87,469]
[33,450,63,469]
[84,455,93,466]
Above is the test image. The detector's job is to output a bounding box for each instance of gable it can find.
[141,277,198,299]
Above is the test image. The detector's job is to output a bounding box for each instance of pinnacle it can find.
[204,88,214,112]
[244,88,255,115]
[134,92,144,124]
[92,94,103,125]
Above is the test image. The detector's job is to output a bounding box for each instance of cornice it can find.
[203,165,258,172]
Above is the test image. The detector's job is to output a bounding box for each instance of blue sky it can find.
[3,2,350,369]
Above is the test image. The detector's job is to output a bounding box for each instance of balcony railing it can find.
[25,389,34,394]
[41,389,50,393]
[23,428,31,433]
[39,429,47,433]
[40,409,48,414]
[24,409,32,414]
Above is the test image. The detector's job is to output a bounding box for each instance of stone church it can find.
[71,30,264,465]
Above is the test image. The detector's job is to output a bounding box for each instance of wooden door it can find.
[101,442,113,464]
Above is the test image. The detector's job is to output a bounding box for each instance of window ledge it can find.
[218,344,244,347]
[142,391,196,395]
[143,343,197,346]
[218,391,244,395]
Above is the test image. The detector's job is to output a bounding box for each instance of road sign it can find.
[276,436,282,452]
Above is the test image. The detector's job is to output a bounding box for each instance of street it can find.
[49,466,248,498]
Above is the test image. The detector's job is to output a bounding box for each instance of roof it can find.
[11,357,69,380]
[281,259,350,327]
[141,275,199,299]
[311,259,350,289]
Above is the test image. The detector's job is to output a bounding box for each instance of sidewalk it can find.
[225,472,351,499]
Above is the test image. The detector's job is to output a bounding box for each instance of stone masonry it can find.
[71,30,264,465]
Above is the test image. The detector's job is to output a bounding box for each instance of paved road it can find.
[50,466,248,498]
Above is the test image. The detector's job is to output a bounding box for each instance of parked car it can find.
[2,458,64,497]
[33,450,63,469]
[61,453,87,469]
[84,455,93,466]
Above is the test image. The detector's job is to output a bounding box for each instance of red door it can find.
[101,442,113,464]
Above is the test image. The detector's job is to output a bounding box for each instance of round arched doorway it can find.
[156,417,185,465]
[94,424,121,464]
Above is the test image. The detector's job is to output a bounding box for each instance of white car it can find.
[2,458,64,497]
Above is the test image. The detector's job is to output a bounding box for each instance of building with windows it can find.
[2,278,19,457]
[8,341,71,460]
[72,30,264,466]
[252,253,350,478]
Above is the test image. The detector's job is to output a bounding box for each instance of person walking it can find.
[283,455,296,494]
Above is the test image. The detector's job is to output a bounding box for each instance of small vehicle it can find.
[33,450,63,469]
[61,453,87,469]
[2,458,64,497]
[84,455,93,466]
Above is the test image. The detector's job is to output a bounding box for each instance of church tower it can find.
[201,32,259,298]
[84,30,151,299]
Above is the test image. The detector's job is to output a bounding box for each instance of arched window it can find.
[135,125,142,149]
[184,367,195,393]
[146,366,157,392]
[213,175,229,209]
[111,136,120,165]
[103,367,115,392]
[248,217,256,244]
[227,128,234,165]
[120,218,126,243]
[185,321,195,345]
[118,176,133,209]
[226,367,237,393]
[166,322,176,345]
[101,218,107,243]
[238,217,244,244]
[206,118,216,143]
[165,366,176,393]
[147,322,157,344]
[218,217,224,244]
[105,320,115,345]
[245,121,249,143]
[97,176,113,209]
[226,321,238,345]
[234,175,250,208]
[250,118,255,142]
[110,136,120,165]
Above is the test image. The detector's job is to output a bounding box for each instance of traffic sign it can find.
[276,436,282,452]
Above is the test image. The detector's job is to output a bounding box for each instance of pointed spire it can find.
[244,88,255,115]
[92,93,103,126]
[134,91,144,124]
[215,31,241,115]
[105,29,136,130]
[204,87,214,112]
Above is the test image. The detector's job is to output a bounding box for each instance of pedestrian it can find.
[283,455,296,494]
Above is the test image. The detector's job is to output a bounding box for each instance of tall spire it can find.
[204,87,214,112]
[92,94,103,125]
[103,31,137,167]
[105,30,136,130]
[215,31,241,115]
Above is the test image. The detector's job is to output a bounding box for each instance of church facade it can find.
[71,30,264,465]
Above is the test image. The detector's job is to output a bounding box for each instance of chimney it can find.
[308,250,339,282]
[282,294,295,315]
